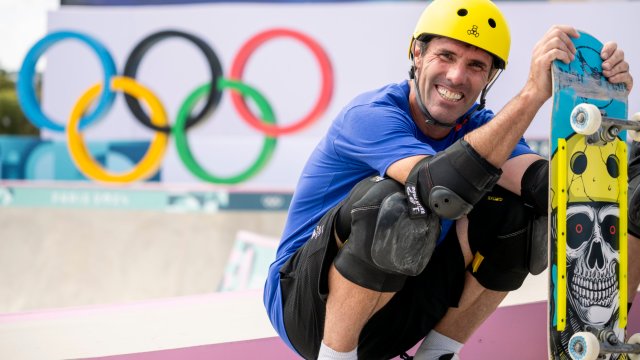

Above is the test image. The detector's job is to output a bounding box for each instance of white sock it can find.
[413,330,463,360]
[317,341,358,360]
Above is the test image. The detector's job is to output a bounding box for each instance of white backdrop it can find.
[39,1,640,190]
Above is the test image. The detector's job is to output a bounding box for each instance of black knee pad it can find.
[528,215,548,275]
[467,186,544,291]
[333,176,439,292]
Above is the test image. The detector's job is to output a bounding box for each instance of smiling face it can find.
[411,36,493,126]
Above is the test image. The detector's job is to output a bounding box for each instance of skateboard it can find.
[549,30,640,360]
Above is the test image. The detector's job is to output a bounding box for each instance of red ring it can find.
[610,225,616,235]
[229,28,333,136]
[575,224,583,234]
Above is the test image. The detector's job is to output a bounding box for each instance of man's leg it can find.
[322,264,395,352]
[432,217,508,343]
[414,218,508,359]
[415,186,535,359]
[434,274,508,340]
[318,176,440,358]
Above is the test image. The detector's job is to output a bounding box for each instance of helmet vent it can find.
[457,8,468,16]
[488,18,496,28]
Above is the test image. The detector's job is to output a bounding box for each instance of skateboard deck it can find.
[548,31,635,360]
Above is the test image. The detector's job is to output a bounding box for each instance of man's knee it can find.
[467,186,546,291]
[333,176,439,292]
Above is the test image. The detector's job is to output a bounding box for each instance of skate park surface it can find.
[1,206,639,360]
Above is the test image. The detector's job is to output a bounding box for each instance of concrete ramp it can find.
[0,207,286,312]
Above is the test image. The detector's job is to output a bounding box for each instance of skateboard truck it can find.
[568,327,640,360]
[570,103,640,146]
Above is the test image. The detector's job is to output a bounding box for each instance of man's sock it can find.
[413,330,463,360]
[317,341,358,360]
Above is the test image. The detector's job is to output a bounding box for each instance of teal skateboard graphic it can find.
[548,30,640,360]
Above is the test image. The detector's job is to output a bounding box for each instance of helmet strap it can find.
[476,68,503,111]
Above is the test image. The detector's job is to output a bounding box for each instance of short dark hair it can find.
[414,34,505,70]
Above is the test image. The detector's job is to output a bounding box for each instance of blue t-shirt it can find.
[263,80,535,352]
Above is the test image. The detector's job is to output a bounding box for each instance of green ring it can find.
[174,78,277,184]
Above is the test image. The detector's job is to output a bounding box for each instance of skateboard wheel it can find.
[630,112,640,142]
[629,333,640,360]
[568,332,600,360]
[570,104,602,135]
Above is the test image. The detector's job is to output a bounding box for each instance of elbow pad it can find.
[521,159,549,217]
[405,139,502,220]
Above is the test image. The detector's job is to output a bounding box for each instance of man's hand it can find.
[525,25,579,104]
[601,41,634,92]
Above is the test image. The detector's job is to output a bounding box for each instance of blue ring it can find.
[17,30,117,132]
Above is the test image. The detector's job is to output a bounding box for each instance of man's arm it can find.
[387,26,579,186]
[497,153,544,195]
[464,26,578,168]
[496,36,633,194]
[389,27,633,194]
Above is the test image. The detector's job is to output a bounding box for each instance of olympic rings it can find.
[17,31,117,131]
[229,28,333,136]
[67,76,169,183]
[123,30,224,133]
[174,78,277,184]
[18,28,334,184]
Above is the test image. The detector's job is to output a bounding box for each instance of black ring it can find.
[123,30,223,133]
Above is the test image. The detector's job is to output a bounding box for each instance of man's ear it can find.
[412,41,423,60]
[411,43,424,70]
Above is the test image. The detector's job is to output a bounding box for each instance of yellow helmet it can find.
[409,0,511,69]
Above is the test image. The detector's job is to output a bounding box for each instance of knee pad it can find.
[468,187,546,291]
[371,192,440,276]
[333,177,439,292]
[405,139,502,220]
[521,158,549,217]
[527,215,548,275]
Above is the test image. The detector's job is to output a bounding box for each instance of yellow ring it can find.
[67,76,169,183]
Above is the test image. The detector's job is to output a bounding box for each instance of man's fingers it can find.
[549,25,579,53]
[606,72,634,92]
[539,26,578,64]
[603,60,629,76]
[602,48,625,71]
[601,41,618,60]
[599,42,633,91]
[549,48,573,65]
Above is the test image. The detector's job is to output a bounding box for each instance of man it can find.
[264,0,634,359]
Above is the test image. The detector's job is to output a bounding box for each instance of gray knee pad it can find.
[333,177,439,292]
[371,192,440,276]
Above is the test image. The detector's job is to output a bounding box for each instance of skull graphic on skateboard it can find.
[549,30,640,360]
